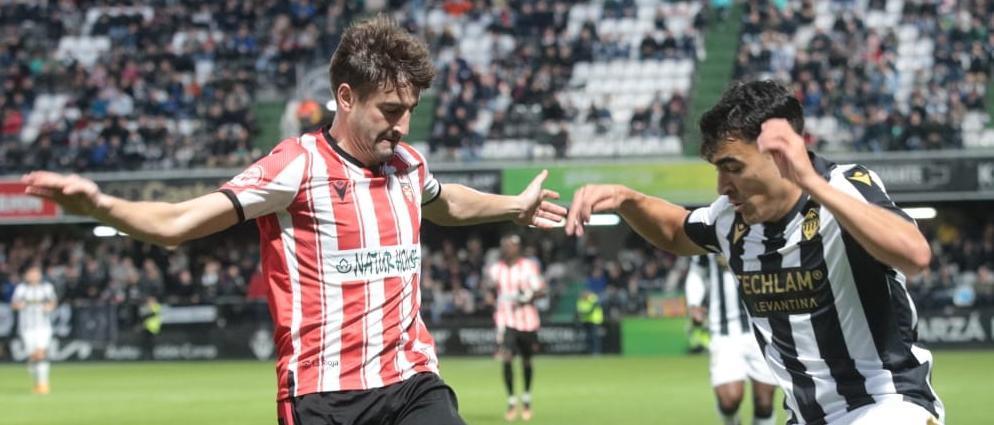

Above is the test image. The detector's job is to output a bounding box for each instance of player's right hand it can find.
[21,171,106,216]
[565,184,628,237]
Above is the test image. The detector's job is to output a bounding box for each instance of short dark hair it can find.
[698,80,804,160]
[329,15,436,101]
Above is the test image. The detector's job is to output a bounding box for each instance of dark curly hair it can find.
[699,80,805,160]
[329,15,436,100]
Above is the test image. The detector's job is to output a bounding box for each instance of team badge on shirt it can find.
[802,208,820,241]
[400,182,415,204]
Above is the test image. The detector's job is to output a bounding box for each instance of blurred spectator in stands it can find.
[586,97,613,135]
[585,260,607,294]
[170,269,200,305]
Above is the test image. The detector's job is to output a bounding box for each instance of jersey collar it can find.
[809,150,836,180]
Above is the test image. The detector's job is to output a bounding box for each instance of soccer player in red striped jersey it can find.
[20,16,567,425]
[484,234,545,421]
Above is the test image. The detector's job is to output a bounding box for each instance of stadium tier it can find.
[2,0,989,171]
[734,0,993,151]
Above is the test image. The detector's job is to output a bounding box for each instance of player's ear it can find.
[337,84,355,113]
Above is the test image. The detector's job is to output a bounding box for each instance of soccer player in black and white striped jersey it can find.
[11,265,57,395]
[566,81,943,424]
[686,254,777,425]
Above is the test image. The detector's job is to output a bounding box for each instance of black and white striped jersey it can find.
[683,153,943,425]
[12,282,57,334]
[685,254,750,337]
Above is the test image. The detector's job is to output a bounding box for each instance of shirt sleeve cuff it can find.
[218,189,246,224]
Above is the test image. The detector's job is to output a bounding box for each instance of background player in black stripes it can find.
[686,254,777,425]
[565,80,943,425]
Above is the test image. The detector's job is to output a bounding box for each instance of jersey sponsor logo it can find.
[848,170,873,186]
[332,180,351,201]
[229,165,264,187]
[328,244,421,281]
[733,222,748,244]
[736,267,830,317]
[802,208,820,241]
[300,357,339,369]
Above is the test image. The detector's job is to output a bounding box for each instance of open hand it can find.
[513,169,568,229]
[565,184,627,237]
[21,171,105,216]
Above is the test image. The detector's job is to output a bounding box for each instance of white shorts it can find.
[827,400,941,425]
[20,328,53,354]
[709,332,776,387]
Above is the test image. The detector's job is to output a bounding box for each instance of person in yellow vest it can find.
[139,296,162,360]
[576,290,603,355]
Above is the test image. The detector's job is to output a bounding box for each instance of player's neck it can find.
[327,122,377,168]
[770,184,805,224]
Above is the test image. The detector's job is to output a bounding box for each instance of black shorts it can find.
[501,328,539,358]
[277,372,465,425]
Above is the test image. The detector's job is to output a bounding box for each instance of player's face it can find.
[345,83,420,165]
[501,238,521,259]
[710,139,797,225]
[24,268,41,285]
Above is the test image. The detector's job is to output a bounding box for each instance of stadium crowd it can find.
[734,0,993,151]
[3,0,989,171]
[416,0,704,159]
[0,0,370,173]
[0,0,708,169]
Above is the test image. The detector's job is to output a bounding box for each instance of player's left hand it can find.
[513,169,568,229]
[21,171,107,216]
[756,119,819,190]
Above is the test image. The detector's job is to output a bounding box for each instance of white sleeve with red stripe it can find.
[218,139,308,222]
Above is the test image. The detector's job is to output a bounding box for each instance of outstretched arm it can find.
[757,119,931,276]
[423,170,567,227]
[565,184,707,256]
[22,171,238,248]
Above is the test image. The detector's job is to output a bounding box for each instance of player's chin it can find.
[740,208,760,225]
[376,140,398,156]
[374,146,395,161]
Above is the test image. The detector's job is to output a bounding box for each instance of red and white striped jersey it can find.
[219,127,442,400]
[487,258,543,332]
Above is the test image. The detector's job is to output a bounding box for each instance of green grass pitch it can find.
[1,351,990,424]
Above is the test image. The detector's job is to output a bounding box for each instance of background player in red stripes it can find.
[484,233,546,421]
[20,16,567,425]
